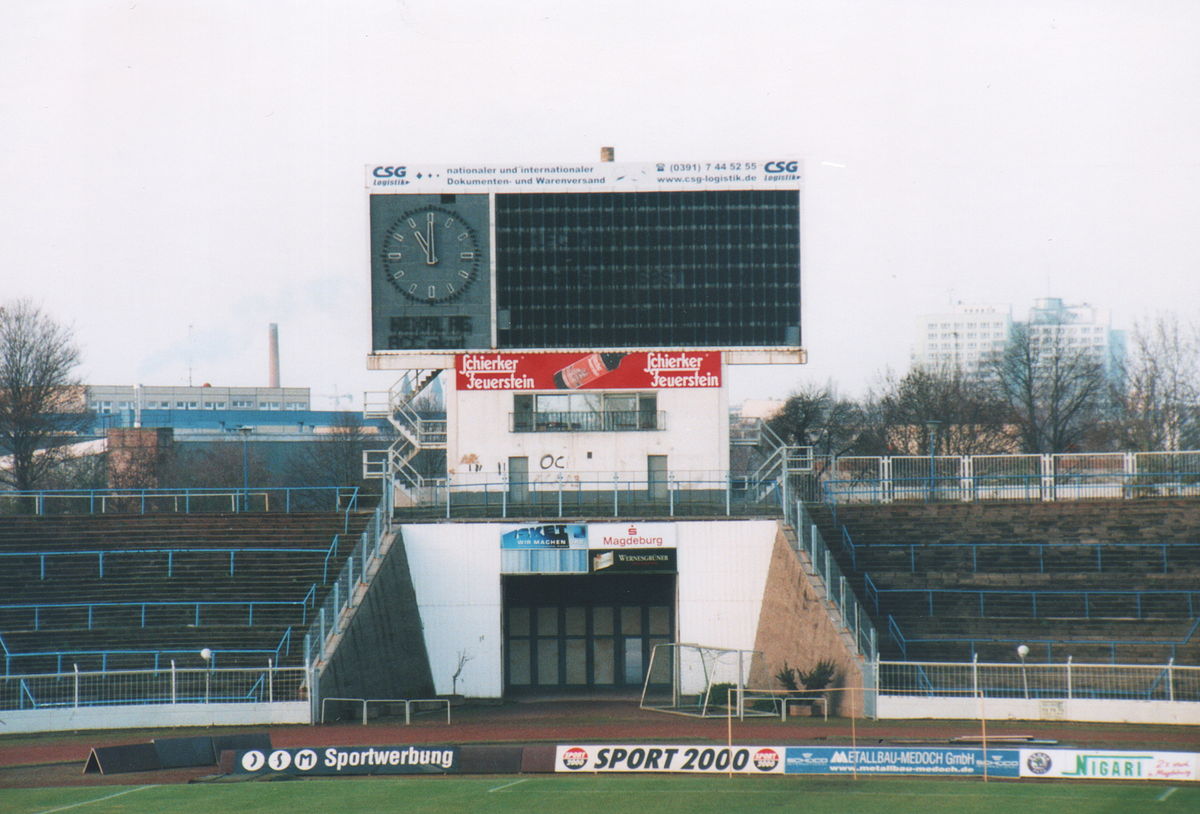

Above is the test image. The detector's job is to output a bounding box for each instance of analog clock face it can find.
[381,204,483,303]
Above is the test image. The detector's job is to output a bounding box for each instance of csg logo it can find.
[753,748,781,771]
[562,747,589,770]
[372,166,407,178]
[764,160,799,173]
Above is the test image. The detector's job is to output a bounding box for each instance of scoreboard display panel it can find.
[368,159,801,353]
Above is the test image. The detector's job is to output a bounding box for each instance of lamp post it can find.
[925,420,942,501]
[1017,644,1030,699]
[236,425,253,511]
[200,647,213,703]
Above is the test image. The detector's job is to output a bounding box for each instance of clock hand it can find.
[425,212,438,265]
[413,229,433,264]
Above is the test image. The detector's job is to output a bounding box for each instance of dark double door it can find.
[503,574,674,693]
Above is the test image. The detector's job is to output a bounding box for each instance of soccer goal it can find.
[640,642,761,718]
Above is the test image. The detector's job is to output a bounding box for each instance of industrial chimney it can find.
[268,323,280,388]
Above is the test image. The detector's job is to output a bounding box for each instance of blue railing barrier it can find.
[0,599,315,631]
[0,486,360,516]
[788,500,877,661]
[0,547,337,581]
[823,469,1200,506]
[872,587,1200,620]
[884,614,1200,664]
[304,497,392,668]
[3,626,294,677]
[835,540,1199,575]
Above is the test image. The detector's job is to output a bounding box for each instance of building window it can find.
[512,392,660,432]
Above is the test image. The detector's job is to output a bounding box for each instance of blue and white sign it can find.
[784,747,1020,777]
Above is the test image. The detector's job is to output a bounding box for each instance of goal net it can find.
[640,642,760,718]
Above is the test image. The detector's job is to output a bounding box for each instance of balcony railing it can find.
[510,410,665,433]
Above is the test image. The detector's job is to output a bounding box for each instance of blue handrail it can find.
[0,486,359,515]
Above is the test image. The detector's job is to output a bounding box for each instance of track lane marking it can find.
[488,778,530,793]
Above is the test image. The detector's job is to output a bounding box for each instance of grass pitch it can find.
[1,775,1196,814]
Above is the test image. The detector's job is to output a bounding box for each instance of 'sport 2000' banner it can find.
[555,745,784,773]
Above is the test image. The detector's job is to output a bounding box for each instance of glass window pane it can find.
[621,606,641,634]
[593,607,614,635]
[648,606,671,635]
[508,607,530,636]
[508,640,530,685]
[537,639,560,685]
[537,607,558,635]
[592,637,614,684]
[564,607,586,635]
[565,639,587,684]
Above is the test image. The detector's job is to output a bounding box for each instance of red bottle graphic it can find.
[553,353,625,389]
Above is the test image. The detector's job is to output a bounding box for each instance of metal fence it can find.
[878,658,1200,702]
[0,486,361,515]
[0,664,307,710]
[789,500,877,661]
[822,450,1200,505]
[393,471,786,520]
[304,490,393,667]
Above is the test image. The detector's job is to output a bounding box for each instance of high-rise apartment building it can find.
[913,303,1013,371]
[913,298,1125,377]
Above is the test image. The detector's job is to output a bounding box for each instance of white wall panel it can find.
[400,519,778,698]
[446,381,729,481]
[399,524,504,697]
[676,520,778,653]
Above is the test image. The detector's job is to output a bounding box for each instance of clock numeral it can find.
[446,283,456,294]
[458,232,470,241]
[445,217,455,227]
[427,213,435,225]
[458,269,471,279]
[387,252,402,260]
[392,270,405,279]
[459,251,476,261]
[427,285,437,299]
[407,283,417,294]
[391,233,404,242]
[407,218,417,229]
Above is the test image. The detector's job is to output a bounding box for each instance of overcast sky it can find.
[2,0,1198,407]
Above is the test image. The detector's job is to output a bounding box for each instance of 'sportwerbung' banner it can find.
[457,351,721,391]
[235,747,458,776]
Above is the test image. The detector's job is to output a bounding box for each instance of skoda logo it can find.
[1026,752,1053,775]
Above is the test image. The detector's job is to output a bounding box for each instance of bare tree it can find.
[1112,312,1200,451]
[764,383,870,460]
[867,364,1014,455]
[987,322,1111,453]
[0,301,92,491]
[285,412,379,491]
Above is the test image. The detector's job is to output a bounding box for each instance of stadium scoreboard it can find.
[367,159,802,355]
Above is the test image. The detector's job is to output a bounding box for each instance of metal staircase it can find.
[741,419,814,502]
[362,370,446,503]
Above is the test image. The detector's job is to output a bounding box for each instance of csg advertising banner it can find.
[457,351,721,391]
[1020,749,1199,781]
[235,747,458,776]
[556,745,785,774]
